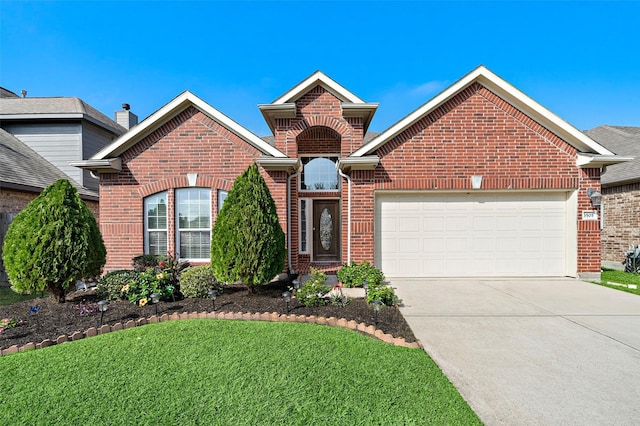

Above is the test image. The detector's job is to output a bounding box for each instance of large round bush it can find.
[96,270,140,301]
[180,265,223,298]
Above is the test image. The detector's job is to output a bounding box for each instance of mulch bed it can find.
[1,281,417,351]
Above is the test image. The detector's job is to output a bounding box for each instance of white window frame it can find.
[144,192,168,256]
[175,188,212,262]
[299,155,340,192]
[299,198,311,254]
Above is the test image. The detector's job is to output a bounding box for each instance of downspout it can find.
[287,167,301,272]
[338,167,352,264]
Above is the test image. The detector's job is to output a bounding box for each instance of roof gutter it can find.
[338,155,380,173]
[69,158,122,173]
[576,154,634,168]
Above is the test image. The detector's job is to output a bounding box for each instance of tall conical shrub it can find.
[211,164,285,290]
[2,179,106,302]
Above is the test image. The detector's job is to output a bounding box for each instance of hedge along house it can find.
[74,66,629,280]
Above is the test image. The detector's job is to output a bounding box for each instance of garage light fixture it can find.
[471,175,483,189]
[586,188,602,207]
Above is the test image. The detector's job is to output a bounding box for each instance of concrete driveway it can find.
[391,278,640,426]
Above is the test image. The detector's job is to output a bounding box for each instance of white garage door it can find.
[376,192,569,277]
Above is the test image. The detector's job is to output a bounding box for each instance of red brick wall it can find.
[98,106,275,272]
[272,86,363,273]
[0,188,99,219]
[602,183,640,263]
[348,83,601,275]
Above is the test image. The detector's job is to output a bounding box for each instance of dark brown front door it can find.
[313,200,340,262]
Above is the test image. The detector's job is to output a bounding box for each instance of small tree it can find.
[211,164,285,291]
[2,179,106,302]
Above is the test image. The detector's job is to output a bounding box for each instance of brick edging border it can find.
[0,311,423,356]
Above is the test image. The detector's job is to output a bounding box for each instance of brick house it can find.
[75,66,628,280]
[585,126,639,267]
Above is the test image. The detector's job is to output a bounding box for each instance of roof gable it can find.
[271,71,364,104]
[352,66,615,159]
[91,91,286,161]
[258,71,378,134]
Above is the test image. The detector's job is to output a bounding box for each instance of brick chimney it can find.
[115,103,138,130]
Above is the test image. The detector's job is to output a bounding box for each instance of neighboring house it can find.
[0,88,134,192]
[75,66,629,280]
[0,88,133,281]
[584,125,640,267]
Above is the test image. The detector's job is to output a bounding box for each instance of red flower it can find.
[158,261,166,268]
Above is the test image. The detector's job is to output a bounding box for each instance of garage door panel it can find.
[398,217,420,232]
[376,192,568,277]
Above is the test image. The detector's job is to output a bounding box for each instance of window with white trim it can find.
[218,189,228,212]
[144,192,168,255]
[176,188,211,260]
[300,156,339,191]
[299,198,310,254]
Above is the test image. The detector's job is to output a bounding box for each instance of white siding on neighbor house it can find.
[375,192,574,278]
[3,122,83,185]
[81,122,118,190]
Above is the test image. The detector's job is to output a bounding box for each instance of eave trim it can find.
[352,65,616,158]
[69,158,122,173]
[91,91,286,160]
[256,157,300,173]
[338,156,380,173]
[576,153,634,168]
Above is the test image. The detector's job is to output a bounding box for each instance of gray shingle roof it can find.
[585,125,640,186]
[0,129,98,199]
[0,97,126,135]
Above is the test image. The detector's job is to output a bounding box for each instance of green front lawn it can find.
[597,269,640,296]
[0,320,480,425]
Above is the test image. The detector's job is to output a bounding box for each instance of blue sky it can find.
[1,1,639,136]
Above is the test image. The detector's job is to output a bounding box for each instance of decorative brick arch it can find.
[286,115,353,145]
[137,175,234,198]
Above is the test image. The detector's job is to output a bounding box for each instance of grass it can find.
[0,320,480,425]
[0,286,45,306]
[596,269,640,296]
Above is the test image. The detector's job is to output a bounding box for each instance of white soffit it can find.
[352,66,615,158]
[92,91,286,160]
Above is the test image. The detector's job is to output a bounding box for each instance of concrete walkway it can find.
[391,278,640,426]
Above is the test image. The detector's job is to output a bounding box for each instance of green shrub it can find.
[121,268,175,306]
[96,270,140,301]
[328,287,351,307]
[2,179,106,302]
[211,164,286,291]
[296,268,329,307]
[337,260,385,288]
[131,253,188,291]
[367,284,400,306]
[180,265,224,298]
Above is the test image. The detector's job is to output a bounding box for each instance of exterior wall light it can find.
[207,289,218,311]
[373,300,383,327]
[98,300,108,326]
[471,175,483,189]
[587,188,602,207]
[282,291,292,314]
[150,293,161,315]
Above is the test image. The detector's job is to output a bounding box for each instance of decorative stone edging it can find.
[0,311,422,356]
